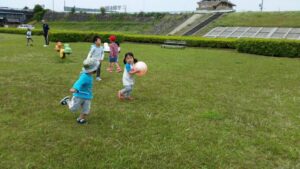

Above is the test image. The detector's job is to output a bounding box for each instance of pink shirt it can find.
[109,42,119,57]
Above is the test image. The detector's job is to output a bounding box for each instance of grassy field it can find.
[47,21,154,34]
[0,33,299,169]
[196,11,300,36]
[34,14,190,35]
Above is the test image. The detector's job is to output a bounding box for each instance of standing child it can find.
[107,35,122,73]
[26,28,33,46]
[118,52,139,100]
[60,58,99,124]
[87,36,105,81]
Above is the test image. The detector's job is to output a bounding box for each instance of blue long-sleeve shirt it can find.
[72,72,93,100]
[87,44,105,61]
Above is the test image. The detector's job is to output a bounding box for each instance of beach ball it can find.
[134,61,148,76]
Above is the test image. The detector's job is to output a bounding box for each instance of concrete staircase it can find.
[168,14,203,35]
[183,12,223,36]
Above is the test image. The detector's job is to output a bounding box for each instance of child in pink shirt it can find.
[107,35,122,73]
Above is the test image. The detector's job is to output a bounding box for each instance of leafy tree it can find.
[70,6,76,14]
[33,4,43,13]
[33,4,45,21]
[100,7,106,15]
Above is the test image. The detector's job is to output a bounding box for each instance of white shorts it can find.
[68,96,91,114]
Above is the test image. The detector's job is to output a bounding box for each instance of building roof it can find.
[198,0,236,7]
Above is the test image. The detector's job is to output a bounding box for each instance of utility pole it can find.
[52,0,55,20]
[123,5,127,13]
[259,0,264,12]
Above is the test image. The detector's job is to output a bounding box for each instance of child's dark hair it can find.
[123,52,138,64]
[92,36,101,43]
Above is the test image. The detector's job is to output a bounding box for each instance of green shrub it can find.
[50,31,236,49]
[0,28,43,35]
[2,28,300,58]
[236,38,300,58]
[50,31,125,43]
[124,34,237,49]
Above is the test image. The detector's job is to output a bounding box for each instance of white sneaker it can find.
[60,96,70,105]
[96,77,102,81]
[44,45,48,47]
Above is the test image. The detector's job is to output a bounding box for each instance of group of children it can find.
[60,35,140,124]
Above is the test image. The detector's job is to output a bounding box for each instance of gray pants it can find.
[67,96,91,114]
[120,85,133,98]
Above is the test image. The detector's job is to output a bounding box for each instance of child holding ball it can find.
[118,52,139,100]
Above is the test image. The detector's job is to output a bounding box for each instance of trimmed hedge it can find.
[51,32,236,49]
[1,28,300,57]
[0,28,44,35]
[236,38,300,58]
[0,28,125,43]
[124,34,237,49]
[50,31,125,43]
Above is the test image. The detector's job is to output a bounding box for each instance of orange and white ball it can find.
[134,61,148,76]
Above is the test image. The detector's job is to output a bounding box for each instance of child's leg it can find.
[115,62,122,72]
[96,62,101,78]
[43,34,47,45]
[79,114,87,121]
[29,38,33,46]
[126,85,134,99]
[107,63,113,72]
[67,96,82,112]
[120,85,132,98]
[27,38,29,46]
[77,100,91,124]
[46,34,49,45]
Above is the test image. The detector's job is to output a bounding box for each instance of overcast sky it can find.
[1,0,299,12]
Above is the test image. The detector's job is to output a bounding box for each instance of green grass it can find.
[196,11,300,36]
[0,33,299,169]
[34,14,190,35]
[47,21,154,34]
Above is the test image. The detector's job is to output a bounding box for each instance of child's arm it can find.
[70,88,77,93]
[70,75,85,93]
[109,44,113,55]
[126,64,139,75]
[86,46,94,59]
[129,69,139,75]
[100,48,105,61]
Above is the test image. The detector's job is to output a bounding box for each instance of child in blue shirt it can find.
[60,58,99,124]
